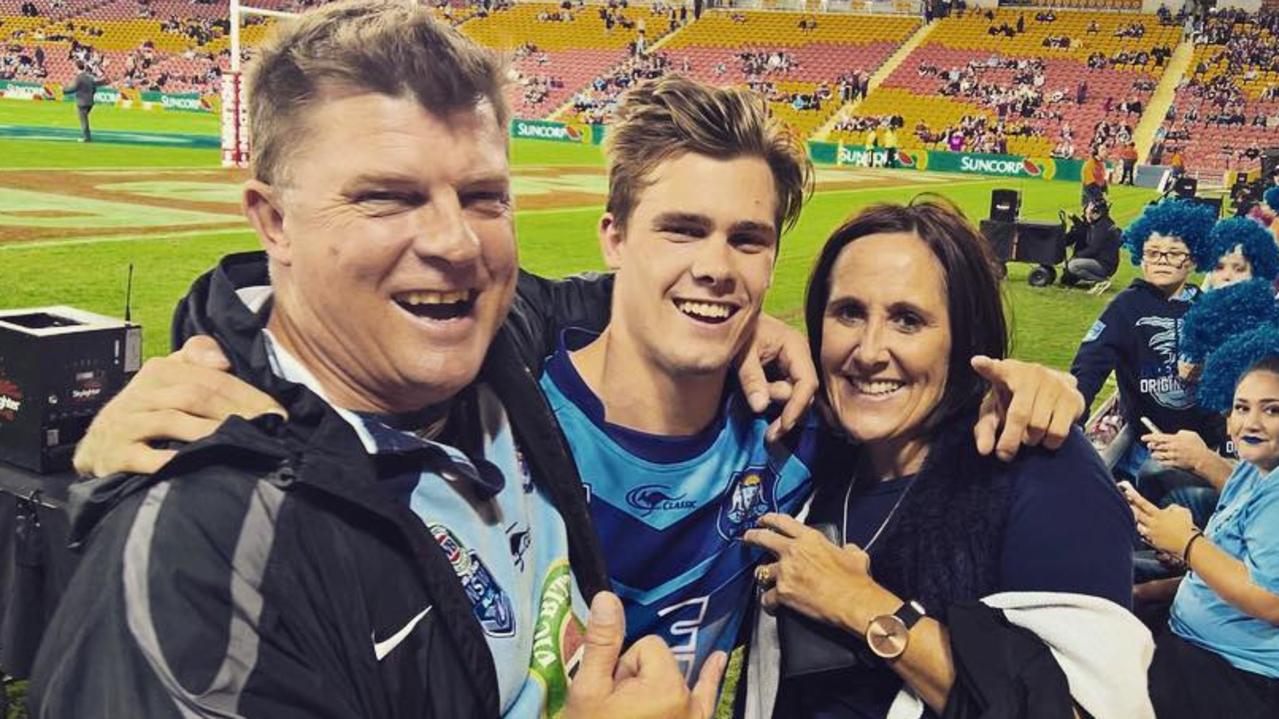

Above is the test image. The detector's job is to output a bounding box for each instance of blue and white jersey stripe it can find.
[540,328,820,680]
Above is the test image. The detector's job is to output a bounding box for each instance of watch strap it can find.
[895,600,926,630]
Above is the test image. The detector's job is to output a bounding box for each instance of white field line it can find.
[0,227,254,251]
[0,176,1005,249]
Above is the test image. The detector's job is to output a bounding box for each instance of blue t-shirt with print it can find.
[1171,461,1279,679]
[539,328,820,681]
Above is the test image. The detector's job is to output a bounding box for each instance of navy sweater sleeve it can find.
[997,428,1135,609]
[1070,299,1127,421]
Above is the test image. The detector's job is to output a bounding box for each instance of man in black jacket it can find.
[63,59,104,142]
[30,4,722,718]
[1060,199,1123,294]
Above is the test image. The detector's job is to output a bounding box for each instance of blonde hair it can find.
[246,0,509,184]
[603,75,813,235]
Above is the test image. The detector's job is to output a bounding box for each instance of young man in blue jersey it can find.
[538,77,819,680]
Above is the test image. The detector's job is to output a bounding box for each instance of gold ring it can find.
[755,565,774,586]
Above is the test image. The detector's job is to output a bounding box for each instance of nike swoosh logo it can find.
[372,605,433,661]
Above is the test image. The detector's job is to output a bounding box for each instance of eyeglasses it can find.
[1142,249,1190,264]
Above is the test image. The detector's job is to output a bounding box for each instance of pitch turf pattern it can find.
[0,98,1159,371]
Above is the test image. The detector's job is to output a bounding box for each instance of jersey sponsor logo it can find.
[507,522,532,572]
[626,483,697,516]
[428,523,516,637]
[718,467,777,540]
[657,595,709,680]
[1082,319,1106,343]
[1135,316,1194,410]
[529,560,586,714]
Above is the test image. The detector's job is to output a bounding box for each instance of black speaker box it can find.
[1174,176,1199,199]
[990,189,1021,223]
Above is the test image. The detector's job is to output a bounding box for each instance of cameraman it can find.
[1061,198,1123,294]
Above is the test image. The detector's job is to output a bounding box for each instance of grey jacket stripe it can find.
[123,481,286,719]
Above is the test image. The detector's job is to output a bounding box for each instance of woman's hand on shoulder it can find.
[743,513,898,635]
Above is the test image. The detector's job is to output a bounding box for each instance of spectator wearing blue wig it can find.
[1202,217,1279,292]
[1073,199,1223,480]
[1127,325,1279,718]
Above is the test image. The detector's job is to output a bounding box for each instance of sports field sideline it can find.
[0,99,1159,372]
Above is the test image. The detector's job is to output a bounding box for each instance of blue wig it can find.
[1205,217,1279,282]
[1199,324,1279,412]
[1266,186,1279,214]
[1124,198,1218,269]
[1181,279,1279,364]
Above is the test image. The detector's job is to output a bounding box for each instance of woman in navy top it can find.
[743,200,1144,719]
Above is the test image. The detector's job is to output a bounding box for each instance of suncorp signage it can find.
[958,155,1051,178]
[161,94,203,111]
[512,120,586,143]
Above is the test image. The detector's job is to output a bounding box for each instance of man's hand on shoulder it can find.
[971,356,1085,461]
[74,335,285,478]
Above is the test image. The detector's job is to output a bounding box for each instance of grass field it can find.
[0,99,1162,376]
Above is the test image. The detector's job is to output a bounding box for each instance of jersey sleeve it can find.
[1070,301,1126,420]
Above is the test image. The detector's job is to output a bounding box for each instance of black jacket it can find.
[30,252,612,719]
[1068,214,1122,277]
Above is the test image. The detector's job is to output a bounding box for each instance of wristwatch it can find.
[866,600,927,660]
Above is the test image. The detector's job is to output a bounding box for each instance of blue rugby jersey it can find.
[540,328,821,680]
[263,331,588,718]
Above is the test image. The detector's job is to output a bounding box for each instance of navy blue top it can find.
[788,429,1134,719]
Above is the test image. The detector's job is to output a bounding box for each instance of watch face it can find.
[867,615,909,659]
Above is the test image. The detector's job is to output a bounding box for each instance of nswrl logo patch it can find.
[1082,320,1106,344]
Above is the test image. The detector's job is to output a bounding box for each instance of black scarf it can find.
[808,406,1015,620]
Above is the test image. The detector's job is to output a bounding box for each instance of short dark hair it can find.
[247,0,509,184]
[804,197,1009,436]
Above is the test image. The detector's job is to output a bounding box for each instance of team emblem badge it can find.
[717,467,776,539]
[429,523,516,637]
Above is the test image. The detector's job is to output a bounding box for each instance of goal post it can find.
[222,0,298,168]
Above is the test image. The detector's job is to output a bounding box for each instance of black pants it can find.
[1121,160,1135,184]
[77,104,93,141]
[1150,630,1279,718]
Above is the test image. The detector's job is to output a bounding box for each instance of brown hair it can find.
[246,0,509,184]
[804,197,1010,435]
[603,75,813,235]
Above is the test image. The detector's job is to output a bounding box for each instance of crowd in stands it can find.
[0,43,45,80]
[158,15,230,45]
[1156,7,1279,174]
[567,51,672,124]
[737,49,795,76]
